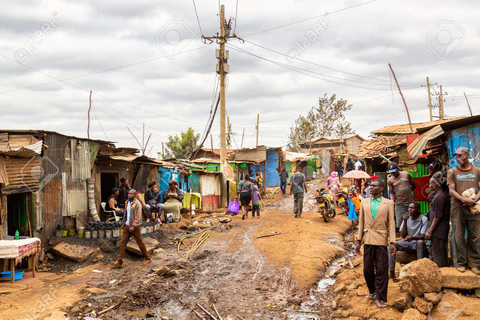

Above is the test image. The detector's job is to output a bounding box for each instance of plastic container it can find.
[91,230,98,239]
[62,230,68,237]
[119,228,123,237]
[77,230,84,239]
[105,230,112,239]
[98,230,105,239]
[146,226,152,233]
[0,271,24,281]
[84,230,91,239]
[68,229,75,237]
[112,229,120,238]
[140,227,146,235]
[55,230,63,238]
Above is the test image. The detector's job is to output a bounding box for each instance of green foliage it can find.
[164,127,200,159]
[288,94,355,152]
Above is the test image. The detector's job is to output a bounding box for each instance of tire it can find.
[328,209,336,219]
[320,207,329,222]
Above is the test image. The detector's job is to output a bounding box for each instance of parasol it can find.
[343,170,371,179]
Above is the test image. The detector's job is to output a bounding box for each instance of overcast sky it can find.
[1,0,479,156]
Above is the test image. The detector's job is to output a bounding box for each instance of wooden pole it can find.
[256,114,259,147]
[219,5,226,166]
[464,92,473,116]
[439,85,444,120]
[427,77,433,121]
[241,128,245,149]
[388,63,413,133]
[87,91,92,139]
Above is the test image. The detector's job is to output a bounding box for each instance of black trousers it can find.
[363,244,389,302]
[431,238,449,268]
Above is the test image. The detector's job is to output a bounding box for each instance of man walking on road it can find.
[447,147,480,274]
[279,167,289,197]
[387,162,416,229]
[356,179,396,308]
[112,189,151,268]
[290,168,308,218]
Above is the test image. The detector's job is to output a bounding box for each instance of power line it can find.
[0,52,207,125]
[234,0,239,33]
[242,39,422,86]
[243,0,378,38]
[0,44,213,95]
[191,0,204,36]
[227,44,421,91]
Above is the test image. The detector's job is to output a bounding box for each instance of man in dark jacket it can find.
[117,178,130,209]
[144,181,164,223]
[279,167,289,197]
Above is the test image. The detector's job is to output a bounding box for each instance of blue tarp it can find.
[347,198,357,220]
[446,123,480,168]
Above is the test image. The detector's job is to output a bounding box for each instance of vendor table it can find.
[0,238,41,283]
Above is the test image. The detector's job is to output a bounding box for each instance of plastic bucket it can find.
[55,230,63,238]
[105,230,112,238]
[84,230,91,239]
[68,229,75,237]
[77,230,84,239]
[119,228,123,237]
[62,230,68,237]
[112,229,120,238]
[98,230,105,238]
[140,227,146,235]
[91,230,98,239]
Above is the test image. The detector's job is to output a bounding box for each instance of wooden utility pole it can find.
[226,116,231,149]
[427,77,433,121]
[256,114,260,147]
[388,63,413,133]
[204,5,242,165]
[241,128,245,149]
[464,92,473,116]
[439,85,444,120]
[210,133,214,151]
[87,90,92,139]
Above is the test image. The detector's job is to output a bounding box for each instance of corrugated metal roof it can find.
[3,140,43,157]
[357,135,406,158]
[371,115,480,135]
[2,157,40,193]
[407,125,444,160]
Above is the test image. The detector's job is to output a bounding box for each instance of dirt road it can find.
[0,186,353,320]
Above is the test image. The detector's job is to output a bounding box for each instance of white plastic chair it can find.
[101,202,119,221]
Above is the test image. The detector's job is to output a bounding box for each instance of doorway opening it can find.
[101,173,119,203]
[7,192,34,237]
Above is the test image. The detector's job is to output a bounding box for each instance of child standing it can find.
[251,185,262,218]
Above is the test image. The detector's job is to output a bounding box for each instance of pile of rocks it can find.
[395,258,472,320]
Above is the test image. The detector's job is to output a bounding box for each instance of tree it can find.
[288,93,355,152]
[164,127,200,159]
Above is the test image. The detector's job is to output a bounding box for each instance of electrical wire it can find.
[234,0,239,33]
[227,44,421,91]
[243,0,378,38]
[0,44,213,95]
[241,39,422,86]
[191,0,204,36]
[0,52,207,125]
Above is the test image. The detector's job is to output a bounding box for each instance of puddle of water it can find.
[287,243,356,320]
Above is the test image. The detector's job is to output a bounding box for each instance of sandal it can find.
[366,293,377,300]
[375,300,387,308]
[155,218,162,224]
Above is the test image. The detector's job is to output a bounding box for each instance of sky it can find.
[1,0,479,157]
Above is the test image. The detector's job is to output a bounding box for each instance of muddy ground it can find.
[0,182,363,320]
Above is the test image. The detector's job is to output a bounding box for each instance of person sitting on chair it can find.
[389,202,428,280]
[108,188,124,218]
[144,181,164,224]
[163,180,184,223]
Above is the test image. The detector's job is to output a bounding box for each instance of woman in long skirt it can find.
[163,180,184,222]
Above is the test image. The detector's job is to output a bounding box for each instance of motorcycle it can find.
[336,190,349,215]
[316,189,336,222]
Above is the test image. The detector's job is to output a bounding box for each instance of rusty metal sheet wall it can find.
[2,157,40,194]
[43,132,66,180]
[70,139,91,181]
[42,179,62,237]
[0,133,8,151]
[63,179,88,218]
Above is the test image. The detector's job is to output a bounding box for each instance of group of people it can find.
[237,174,263,219]
[109,178,185,268]
[108,178,184,223]
[335,157,364,177]
[356,147,480,308]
